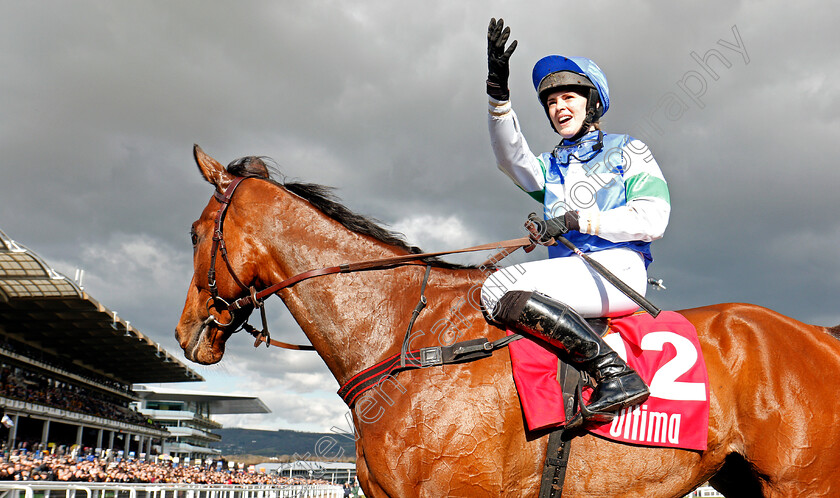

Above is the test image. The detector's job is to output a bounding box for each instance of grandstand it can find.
[0,228,202,458]
[133,384,269,462]
[257,461,357,485]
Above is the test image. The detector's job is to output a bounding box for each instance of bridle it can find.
[205,176,249,328]
[204,175,299,349]
[203,175,535,351]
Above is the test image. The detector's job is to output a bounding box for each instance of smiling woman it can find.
[544,89,591,139]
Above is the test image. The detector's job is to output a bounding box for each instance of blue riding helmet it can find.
[532,55,610,118]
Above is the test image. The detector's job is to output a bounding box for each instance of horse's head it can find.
[175,145,466,370]
[175,145,269,364]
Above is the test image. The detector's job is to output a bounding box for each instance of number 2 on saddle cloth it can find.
[507,310,710,451]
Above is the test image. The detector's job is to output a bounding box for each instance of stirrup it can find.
[565,384,616,430]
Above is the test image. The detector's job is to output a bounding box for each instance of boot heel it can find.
[567,405,616,430]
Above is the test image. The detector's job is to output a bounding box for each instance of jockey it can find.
[481,19,671,422]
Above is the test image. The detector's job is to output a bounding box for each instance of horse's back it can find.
[680,302,840,496]
[679,302,840,385]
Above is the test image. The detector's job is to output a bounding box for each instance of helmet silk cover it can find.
[532,56,610,117]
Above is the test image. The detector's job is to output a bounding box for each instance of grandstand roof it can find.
[134,385,270,414]
[0,229,203,385]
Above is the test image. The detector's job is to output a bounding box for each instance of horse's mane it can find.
[227,156,476,270]
[828,324,840,341]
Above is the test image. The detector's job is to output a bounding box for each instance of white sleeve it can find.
[578,198,671,242]
[577,140,671,242]
[487,98,545,195]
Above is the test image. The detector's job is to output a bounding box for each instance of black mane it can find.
[227,157,475,270]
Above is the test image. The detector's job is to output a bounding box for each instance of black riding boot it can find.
[494,290,649,422]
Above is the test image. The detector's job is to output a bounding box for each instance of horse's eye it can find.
[190,229,199,246]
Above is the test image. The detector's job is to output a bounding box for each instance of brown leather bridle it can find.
[205,176,249,327]
[204,176,535,351]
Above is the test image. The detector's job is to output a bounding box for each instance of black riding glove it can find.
[487,18,518,101]
[526,212,581,245]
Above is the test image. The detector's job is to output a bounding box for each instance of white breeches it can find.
[480,247,648,319]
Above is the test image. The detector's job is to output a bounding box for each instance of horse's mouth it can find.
[180,318,228,365]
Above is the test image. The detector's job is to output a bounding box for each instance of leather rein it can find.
[205,176,535,351]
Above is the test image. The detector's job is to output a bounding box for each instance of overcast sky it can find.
[1,1,838,433]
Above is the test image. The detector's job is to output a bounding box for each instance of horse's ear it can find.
[194,144,233,192]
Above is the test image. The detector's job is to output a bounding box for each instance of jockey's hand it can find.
[487,18,517,100]
[526,212,580,245]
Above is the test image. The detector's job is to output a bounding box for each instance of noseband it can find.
[204,175,535,351]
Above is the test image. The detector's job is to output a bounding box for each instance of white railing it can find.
[0,481,716,498]
[0,483,344,498]
[686,485,724,497]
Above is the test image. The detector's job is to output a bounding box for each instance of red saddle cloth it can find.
[508,311,709,451]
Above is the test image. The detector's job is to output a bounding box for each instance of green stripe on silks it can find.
[512,181,545,204]
[625,173,670,203]
[524,157,548,204]
[526,189,545,204]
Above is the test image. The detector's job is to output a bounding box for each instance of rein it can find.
[206,176,535,351]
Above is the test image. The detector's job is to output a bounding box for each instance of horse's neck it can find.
[261,194,431,383]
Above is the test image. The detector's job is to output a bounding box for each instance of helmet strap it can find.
[570,88,601,141]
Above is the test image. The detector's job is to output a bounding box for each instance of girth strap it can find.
[338,334,523,407]
[538,362,582,498]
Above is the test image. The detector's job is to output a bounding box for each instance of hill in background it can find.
[211,428,356,460]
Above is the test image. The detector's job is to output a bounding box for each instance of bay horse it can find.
[175,145,840,497]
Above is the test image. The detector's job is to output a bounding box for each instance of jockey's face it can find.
[546,89,589,139]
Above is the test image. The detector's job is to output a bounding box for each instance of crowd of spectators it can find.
[0,365,159,430]
[0,339,338,488]
[0,450,332,486]
[0,339,131,395]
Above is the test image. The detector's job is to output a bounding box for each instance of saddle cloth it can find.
[508,311,709,451]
